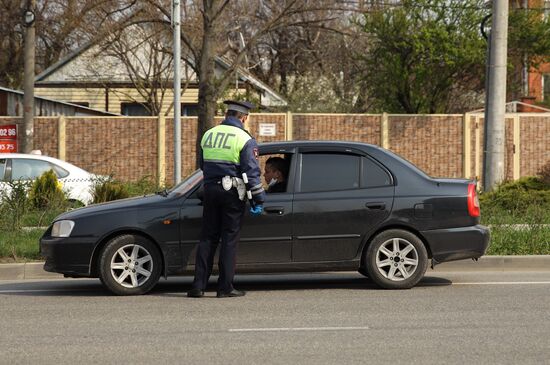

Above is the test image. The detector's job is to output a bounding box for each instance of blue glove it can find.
[249,204,263,216]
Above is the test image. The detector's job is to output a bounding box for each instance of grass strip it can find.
[487,225,550,255]
[0,229,45,263]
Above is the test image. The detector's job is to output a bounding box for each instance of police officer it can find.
[187,100,265,298]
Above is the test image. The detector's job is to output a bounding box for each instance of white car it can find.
[0,153,97,205]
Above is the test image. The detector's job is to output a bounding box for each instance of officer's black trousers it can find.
[191,183,246,293]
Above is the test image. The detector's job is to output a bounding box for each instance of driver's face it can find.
[264,164,277,184]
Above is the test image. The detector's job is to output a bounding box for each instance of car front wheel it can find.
[98,234,162,295]
[365,229,428,289]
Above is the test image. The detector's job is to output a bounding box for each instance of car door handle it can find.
[265,206,285,215]
[365,202,386,210]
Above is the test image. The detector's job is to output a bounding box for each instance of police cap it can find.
[223,100,254,115]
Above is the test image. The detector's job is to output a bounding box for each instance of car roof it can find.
[0,153,90,173]
[0,153,62,162]
[259,140,433,180]
[259,140,384,153]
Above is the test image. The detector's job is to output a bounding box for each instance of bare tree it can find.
[0,0,137,89]
[0,0,25,88]
[93,23,180,116]
[132,0,357,165]
[1,0,362,159]
[248,9,370,112]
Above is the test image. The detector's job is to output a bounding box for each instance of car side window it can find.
[0,159,6,181]
[11,159,55,180]
[300,153,360,192]
[261,153,292,194]
[51,164,69,178]
[362,157,392,188]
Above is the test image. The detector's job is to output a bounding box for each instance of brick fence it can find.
[1,113,549,187]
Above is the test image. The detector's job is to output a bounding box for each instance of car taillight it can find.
[467,183,480,217]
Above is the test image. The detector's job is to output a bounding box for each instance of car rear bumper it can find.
[421,224,490,265]
[40,236,96,277]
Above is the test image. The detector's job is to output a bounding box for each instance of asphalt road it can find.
[1,271,550,365]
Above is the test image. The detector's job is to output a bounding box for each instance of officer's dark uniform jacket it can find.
[199,116,265,204]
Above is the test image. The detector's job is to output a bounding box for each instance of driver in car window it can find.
[264,157,289,193]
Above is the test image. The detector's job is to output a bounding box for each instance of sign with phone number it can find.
[0,124,17,153]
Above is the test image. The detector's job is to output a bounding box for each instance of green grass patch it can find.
[20,208,68,228]
[487,225,550,255]
[0,229,45,263]
[479,176,550,255]
[122,176,162,197]
[481,204,550,255]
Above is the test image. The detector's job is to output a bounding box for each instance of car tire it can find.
[98,234,162,295]
[365,229,428,289]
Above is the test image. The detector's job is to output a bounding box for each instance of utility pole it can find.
[172,0,182,184]
[483,0,509,191]
[22,0,36,153]
[521,0,529,97]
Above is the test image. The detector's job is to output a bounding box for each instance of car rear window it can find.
[300,153,360,192]
[52,164,69,178]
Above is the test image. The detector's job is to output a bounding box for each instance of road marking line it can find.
[228,326,370,333]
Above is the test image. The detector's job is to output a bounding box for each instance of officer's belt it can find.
[216,176,247,201]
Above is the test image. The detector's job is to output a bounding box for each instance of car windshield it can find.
[168,170,203,197]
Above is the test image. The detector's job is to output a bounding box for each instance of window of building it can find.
[69,102,90,108]
[300,153,360,192]
[121,102,152,116]
[542,74,550,101]
[182,104,199,117]
[0,159,6,180]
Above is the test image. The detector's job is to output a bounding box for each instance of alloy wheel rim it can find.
[375,238,419,281]
[110,244,153,288]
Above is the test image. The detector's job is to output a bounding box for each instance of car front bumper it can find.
[40,235,97,277]
[421,224,490,265]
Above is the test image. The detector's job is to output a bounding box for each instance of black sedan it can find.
[40,141,490,295]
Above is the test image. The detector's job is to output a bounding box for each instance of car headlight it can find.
[51,220,75,237]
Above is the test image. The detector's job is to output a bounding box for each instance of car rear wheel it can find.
[365,229,428,289]
[98,234,162,295]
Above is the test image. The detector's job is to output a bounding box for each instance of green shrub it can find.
[92,179,130,203]
[28,170,67,209]
[0,180,32,230]
[539,160,550,186]
[0,228,44,262]
[479,176,550,215]
[123,175,160,197]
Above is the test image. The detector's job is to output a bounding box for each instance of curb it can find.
[0,262,62,280]
[0,256,549,280]
[433,255,550,272]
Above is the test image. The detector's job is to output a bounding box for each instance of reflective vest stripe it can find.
[201,125,251,164]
